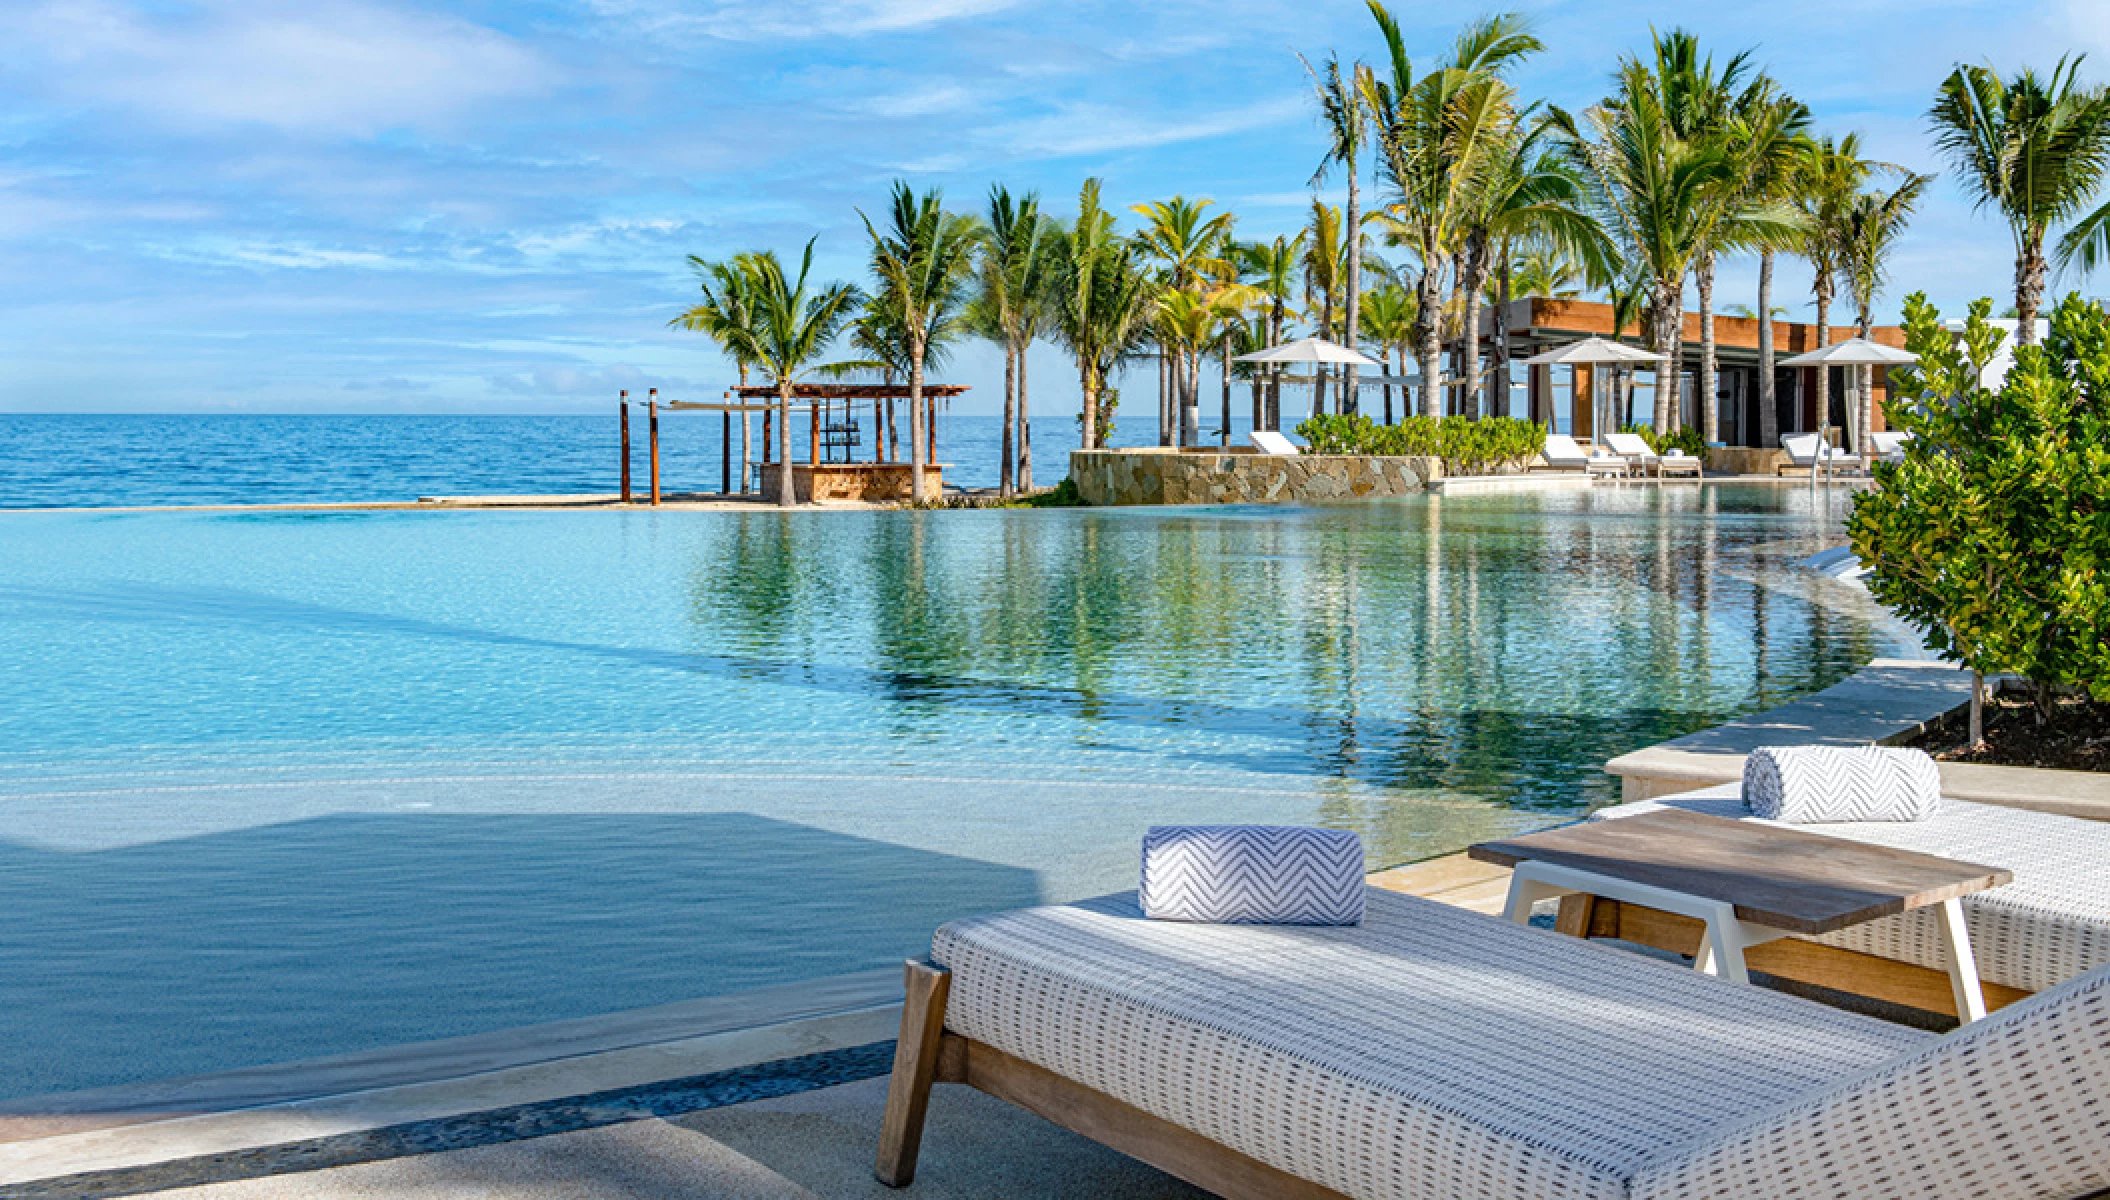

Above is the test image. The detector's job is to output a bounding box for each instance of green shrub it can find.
[1846,292,2110,705]
[1073,386,1119,447]
[1014,477,1083,507]
[1292,414,1546,475]
[1619,422,1708,457]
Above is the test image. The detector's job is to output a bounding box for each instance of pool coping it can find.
[0,970,904,1188]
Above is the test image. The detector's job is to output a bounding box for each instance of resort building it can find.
[1495,298,1904,448]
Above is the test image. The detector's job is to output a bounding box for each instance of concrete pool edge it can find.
[0,970,904,1188]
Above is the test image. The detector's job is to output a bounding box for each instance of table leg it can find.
[1501,874,1566,925]
[1689,907,1751,985]
[1934,898,1989,1024]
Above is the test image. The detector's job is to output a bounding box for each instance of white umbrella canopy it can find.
[1778,337,1919,367]
[1234,336,1382,367]
[1521,336,1666,366]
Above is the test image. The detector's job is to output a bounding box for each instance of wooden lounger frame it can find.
[873,959,1351,1199]
[1554,895,2033,1019]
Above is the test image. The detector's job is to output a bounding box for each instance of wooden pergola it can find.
[625,382,968,503]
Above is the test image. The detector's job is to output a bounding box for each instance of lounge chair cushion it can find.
[1597,785,2110,994]
[1742,745,1942,824]
[933,889,1925,1200]
[1139,825,1365,926]
[1632,962,2110,1199]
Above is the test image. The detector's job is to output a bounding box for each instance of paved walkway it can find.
[126,1078,1202,1200]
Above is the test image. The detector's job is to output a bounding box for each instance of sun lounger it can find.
[1779,432,1865,476]
[1591,783,2110,1005]
[876,888,2110,1199]
[1539,434,1592,471]
[1656,449,1703,478]
[1602,432,1662,476]
[1868,431,1911,463]
[1250,430,1300,456]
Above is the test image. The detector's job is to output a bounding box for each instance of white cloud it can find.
[586,0,1020,42]
[21,0,547,135]
[990,95,1308,159]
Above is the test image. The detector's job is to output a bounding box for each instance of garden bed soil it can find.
[1912,694,2110,773]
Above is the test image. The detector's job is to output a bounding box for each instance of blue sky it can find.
[1,0,2101,415]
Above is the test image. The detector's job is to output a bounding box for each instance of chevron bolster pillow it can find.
[1742,745,1943,824]
[1138,825,1365,925]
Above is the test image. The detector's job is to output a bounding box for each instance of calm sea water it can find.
[0,485,1916,1099]
[0,413,1246,508]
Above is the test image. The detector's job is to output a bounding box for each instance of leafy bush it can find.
[1619,422,1708,457]
[1074,386,1119,447]
[1014,477,1083,507]
[1847,292,2110,706]
[1293,414,1547,475]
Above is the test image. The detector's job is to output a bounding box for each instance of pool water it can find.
[0,485,1917,1098]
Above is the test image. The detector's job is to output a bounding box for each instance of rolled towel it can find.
[1139,825,1364,926]
[1743,745,1943,824]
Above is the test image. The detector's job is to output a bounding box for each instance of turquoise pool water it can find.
[0,485,1915,1098]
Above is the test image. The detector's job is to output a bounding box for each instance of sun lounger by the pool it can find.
[876,888,2110,1199]
[1868,431,1911,463]
[1656,449,1703,478]
[1590,783,2110,1014]
[1542,435,1628,477]
[1779,432,1865,475]
[1602,432,1663,476]
[1250,430,1300,456]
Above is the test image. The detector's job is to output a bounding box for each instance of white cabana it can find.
[1779,339,1920,491]
[1521,337,1667,441]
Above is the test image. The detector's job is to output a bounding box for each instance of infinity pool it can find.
[0,485,1915,1098]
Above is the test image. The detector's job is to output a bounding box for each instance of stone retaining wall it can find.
[1069,449,1441,506]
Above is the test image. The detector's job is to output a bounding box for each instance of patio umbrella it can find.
[1521,337,1666,438]
[1779,338,1920,493]
[1234,338,1383,428]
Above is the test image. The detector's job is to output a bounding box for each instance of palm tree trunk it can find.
[1079,361,1098,450]
[1417,267,1444,419]
[776,382,796,508]
[2016,240,2046,346]
[1492,257,1513,419]
[1342,168,1361,415]
[909,347,928,504]
[1856,307,1875,458]
[1316,297,1335,416]
[1813,281,1833,444]
[1758,250,1778,450]
[1219,335,1232,447]
[1459,234,1488,419]
[1184,347,1201,446]
[999,343,1017,499]
[1158,349,1171,446]
[1651,278,1683,434]
[1698,250,1718,445]
[1017,337,1033,491]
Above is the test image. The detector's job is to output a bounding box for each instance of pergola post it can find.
[648,390,661,506]
[722,411,731,495]
[810,401,821,466]
[619,392,631,504]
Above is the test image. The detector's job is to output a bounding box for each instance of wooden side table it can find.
[1471,809,2013,1023]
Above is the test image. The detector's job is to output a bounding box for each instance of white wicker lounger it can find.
[875,889,2110,1199]
[1595,784,2110,999]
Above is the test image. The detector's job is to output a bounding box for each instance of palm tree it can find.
[1131,196,1236,445]
[1301,199,1344,416]
[861,182,981,504]
[1555,33,1803,435]
[711,242,861,508]
[671,254,763,489]
[1306,53,1372,412]
[1744,97,1812,453]
[1237,234,1304,430]
[1649,33,1808,445]
[1461,115,1613,418]
[1792,134,1882,445]
[1358,283,1417,422]
[1054,179,1157,450]
[1840,174,1931,455]
[1366,5,1539,419]
[1930,58,2110,345]
[978,186,1058,497]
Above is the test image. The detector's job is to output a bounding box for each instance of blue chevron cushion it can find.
[1139,825,1365,925]
[1743,745,1942,824]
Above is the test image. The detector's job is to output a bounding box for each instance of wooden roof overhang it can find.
[729,384,970,400]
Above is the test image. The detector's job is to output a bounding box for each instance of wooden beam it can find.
[874,960,951,1187]
[648,392,661,506]
[958,1039,1352,1200]
[619,394,631,504]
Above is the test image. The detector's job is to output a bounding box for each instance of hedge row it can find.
[1292,414,1548,475]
